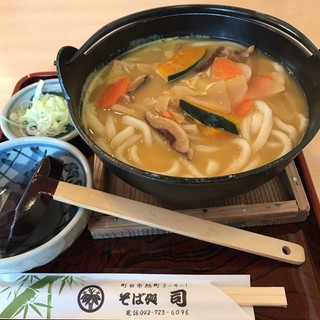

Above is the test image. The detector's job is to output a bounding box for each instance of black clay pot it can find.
[56,5,320,204]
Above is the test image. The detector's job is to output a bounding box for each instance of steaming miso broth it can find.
[82,38,308,177]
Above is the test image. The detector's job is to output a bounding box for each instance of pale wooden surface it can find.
[0,0,319,200]
[54,180,306,265]
[219,287,287,307]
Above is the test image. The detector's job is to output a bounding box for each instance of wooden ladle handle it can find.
[53,180,305,265]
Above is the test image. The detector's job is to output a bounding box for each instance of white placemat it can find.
[0,273,255,319]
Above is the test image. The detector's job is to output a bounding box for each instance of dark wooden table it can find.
[4,73,320,320]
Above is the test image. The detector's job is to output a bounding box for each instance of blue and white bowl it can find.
[0,137,92,273]
[0,79,78,141]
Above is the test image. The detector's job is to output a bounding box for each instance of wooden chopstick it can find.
[218,287,287,307]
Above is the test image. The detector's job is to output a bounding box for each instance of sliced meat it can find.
[145,111,194,160]
[167,109,185,124]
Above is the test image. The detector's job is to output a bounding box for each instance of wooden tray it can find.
[2,72,320,320]
[88,156,310,239]
[0,71,311,237]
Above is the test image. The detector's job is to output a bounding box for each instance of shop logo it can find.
[78,285,105,312]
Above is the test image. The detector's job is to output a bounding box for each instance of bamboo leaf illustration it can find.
[14,275,40,299]
[2,287,35,318]
[0,286,11,294]
[59,280,66,295]
[64,276,73,288]
[34,302,53,308]
[68,276,84,287]
[67,276,74,287]
[15,276,38,298]
[0,287,13,301]
[0,275,85,319]
[15,276,26,283]
[30,303,43,317]
[0,276,62,319]
[58,276,85,294]
[1,275,41,303]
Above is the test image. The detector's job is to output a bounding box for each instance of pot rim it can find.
[67,4,320,64]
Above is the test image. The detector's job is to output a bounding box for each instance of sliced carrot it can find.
[162,110,176,121]
[99,76,131,108]
[234,98,254,116]
[156,46,206,81]
[247,75,272,96]
[246,75,284,99]
[212,57,243,80]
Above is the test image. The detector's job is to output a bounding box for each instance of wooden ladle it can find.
[7,156,305,265]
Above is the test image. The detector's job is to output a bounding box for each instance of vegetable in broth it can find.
[81,38,308,177]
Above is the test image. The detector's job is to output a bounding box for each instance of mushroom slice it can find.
[128,74,151,93]
[196,45,225,72]
[145,110,194,160]
[232,45,255,62]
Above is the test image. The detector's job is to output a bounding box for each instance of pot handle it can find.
[66,9,161,64]
[66,5,320,65]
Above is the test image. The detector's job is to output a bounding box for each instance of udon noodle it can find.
[82,38,308,177]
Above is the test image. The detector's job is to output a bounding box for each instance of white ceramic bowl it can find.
[0,137,92,273]
[0,79,78,141]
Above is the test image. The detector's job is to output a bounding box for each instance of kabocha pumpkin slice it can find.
[199,125,225,138]
[180,99,239,135]
[156,46,206,81]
